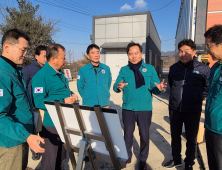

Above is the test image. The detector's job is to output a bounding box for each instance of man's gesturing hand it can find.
[117,80,128,91]
[26,134,45,153]
[154,79,167,92]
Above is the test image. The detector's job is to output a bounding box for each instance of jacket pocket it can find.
[142,72,152,88]
[122,75,134,104]
[99,73,108,84]
[187,73,203,86]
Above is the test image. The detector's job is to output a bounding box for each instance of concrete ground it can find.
[27,76,207,170]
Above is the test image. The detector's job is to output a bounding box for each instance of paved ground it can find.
[27,76,207,170]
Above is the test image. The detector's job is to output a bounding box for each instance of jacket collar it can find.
[141,60,146,68]
[33,59,42,68]
[44,62,61,76]
[0,55,17,69]
[0,57,19,75]
[87,62,104,70]
[128,60,146,68]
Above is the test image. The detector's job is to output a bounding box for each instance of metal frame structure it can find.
[44,100,126,170]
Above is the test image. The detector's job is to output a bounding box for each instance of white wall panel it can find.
[119,38,132,42]
[106,24,118,38]
[95,18,105,25]
[95,38,106,47]
[133,14,147,22]
[119,16,133,23]
[106,17,118,24]
[105,38,119,42]
[95,25,105,38]
[133,22,146,37]
[119,23,133,37]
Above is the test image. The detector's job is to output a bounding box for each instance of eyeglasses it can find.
[8,42,29,55]
[205,44,217,50]
[14,45,29,55]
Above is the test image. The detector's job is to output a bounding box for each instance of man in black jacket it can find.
[163,39,210,170]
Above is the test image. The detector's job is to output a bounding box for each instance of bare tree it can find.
[0,0,59,66]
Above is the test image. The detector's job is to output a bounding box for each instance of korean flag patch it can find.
[34,87,43,93]
[77,75,80,79]
[0,89,3,96]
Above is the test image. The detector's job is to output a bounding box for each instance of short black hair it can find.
[126,42,143,54]
[47,44,65,61]
[86,44,100,54]
[1,29,30,47]
[178,39,196,50]
[35,45,49,56]
[204,25,222,44]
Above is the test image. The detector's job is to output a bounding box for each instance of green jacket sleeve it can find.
[0,78,30,142]
[150,66,164,95]
[108,67,112,90]
[32,76,64,110]
[113,69,123,93]
[77,69,85,98]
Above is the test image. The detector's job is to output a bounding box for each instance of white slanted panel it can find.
[80,109,128,160]
[61,107,82,148]
[45,104,66,142]
[45,104,82,148]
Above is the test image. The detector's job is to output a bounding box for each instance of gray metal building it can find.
[91,11,161,80]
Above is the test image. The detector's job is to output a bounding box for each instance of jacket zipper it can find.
[57,74,72,96]
[96,72,99,104]
[178,62,192,112]
[94,67,99,105]
[180,69,187,112]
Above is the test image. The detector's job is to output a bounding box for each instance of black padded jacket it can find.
[168,58,210,112]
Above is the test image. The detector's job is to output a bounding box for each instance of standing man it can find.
[204,25,222,170]
[0,29,45,170]
[22,45,48,106]
[32,44,78,170]
[164,39,210,170]
[113,42,167,170]
[22,45,48,160]
[77,44,112,108]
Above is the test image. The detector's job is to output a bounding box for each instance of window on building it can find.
[155,54,157,67]
[149,50,152,65]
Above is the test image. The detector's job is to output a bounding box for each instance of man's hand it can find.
[64,95,78,104]
[154,79,167,92]
[26,134,45,153]
[71,94,78,102]
[117,80,128,91]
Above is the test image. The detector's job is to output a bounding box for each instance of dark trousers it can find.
[169,109,201,165]
[122,109,152,162]
[39,126,67,170]
[205,129,222,170]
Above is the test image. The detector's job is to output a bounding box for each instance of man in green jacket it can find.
[32,44,78,170]
[204,25,222,170]
[77,44,112,107]
[0,29,45,170]
[113,42,167,170]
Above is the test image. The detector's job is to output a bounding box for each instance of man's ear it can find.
[3,42,11,52]
[219,43,222,51]
[192,50,196,58]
